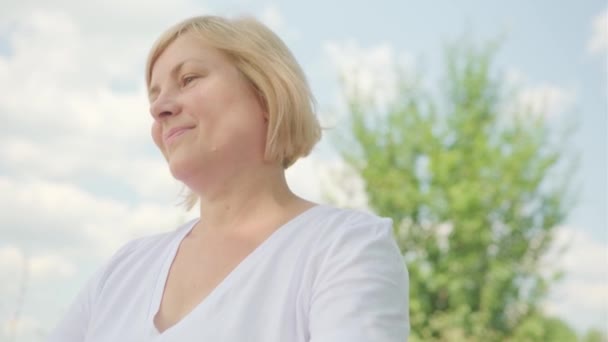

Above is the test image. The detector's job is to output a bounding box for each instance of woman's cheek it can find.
[151,122,164,150]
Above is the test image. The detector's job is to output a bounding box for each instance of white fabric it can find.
[48,205,409,341]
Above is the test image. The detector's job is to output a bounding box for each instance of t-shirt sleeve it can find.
[46,240,139,342]
[46,267,103,342]
[309,214,410,342]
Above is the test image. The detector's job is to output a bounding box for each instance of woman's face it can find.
[148,33,268,184]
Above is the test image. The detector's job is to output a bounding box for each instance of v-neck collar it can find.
[147,204,325,337]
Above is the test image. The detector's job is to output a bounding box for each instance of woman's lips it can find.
[164,126,194,145]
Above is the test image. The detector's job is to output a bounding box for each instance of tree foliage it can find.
[332,41,580,341]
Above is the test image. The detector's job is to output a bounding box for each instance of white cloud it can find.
[0,246,26,302]
[30,255,76,279]
[324,40,414,111]
[286,156,324,202]
[0,10,153,140]
[258,4,300,42]
[505,68,527,87]
[544,226,608,333]
[259,5,286,34]
[0,12,150,172]
[0,176,189,256]
[315,157,369,210]
[504,68,576,119]
[1,315,45,342]
[0,0,208,40]
[0,245,76,342]
[516,83,576,119]
[286,153,370,209]
[286,152,371,211]
[0,246,23,268]
[0,246,75,279]
[588,9,608,56]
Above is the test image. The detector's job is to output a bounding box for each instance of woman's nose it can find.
[150,92,182,120]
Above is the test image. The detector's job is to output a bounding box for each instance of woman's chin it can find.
[168,156,200,183]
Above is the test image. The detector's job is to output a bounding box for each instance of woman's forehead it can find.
[150,37,221,79]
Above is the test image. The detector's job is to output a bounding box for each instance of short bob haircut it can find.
[145,15,321,210]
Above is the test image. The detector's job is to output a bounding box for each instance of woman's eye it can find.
[182,75,197,86]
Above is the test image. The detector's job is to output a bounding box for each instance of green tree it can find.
[581,329,607,342]
[510,314,579,341]
[330,41,576,341]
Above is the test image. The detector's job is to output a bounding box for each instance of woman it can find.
[48,15,409,341]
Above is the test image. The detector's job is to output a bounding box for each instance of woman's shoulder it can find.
[299,205,397,257]
[110,218,197,260]
[317,204,390,221]
[308,204,393,236]
[303,207,409,340]
[93,219,198,286]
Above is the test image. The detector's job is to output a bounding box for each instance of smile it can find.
[164,126,194,146]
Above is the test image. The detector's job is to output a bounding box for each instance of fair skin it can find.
[148,32,315,333]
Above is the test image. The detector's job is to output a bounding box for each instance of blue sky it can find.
[0,0,606,340]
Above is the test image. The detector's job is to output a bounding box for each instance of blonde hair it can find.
[146,15,321,210]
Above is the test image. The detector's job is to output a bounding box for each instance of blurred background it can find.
[0,1,606,341]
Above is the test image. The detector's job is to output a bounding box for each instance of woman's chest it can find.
[155,237,260,332]
[86,228,319,341]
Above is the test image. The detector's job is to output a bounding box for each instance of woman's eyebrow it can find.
[148,58,205,97]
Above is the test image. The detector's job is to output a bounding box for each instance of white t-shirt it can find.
[48,205,409,341]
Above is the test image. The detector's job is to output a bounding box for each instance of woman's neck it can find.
[190,164,306,237]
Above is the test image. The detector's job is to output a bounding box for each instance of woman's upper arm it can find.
[46,267,103,342]
[46,238,139,342]
[309,216,409,342]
